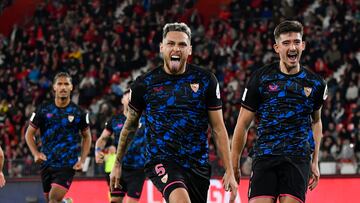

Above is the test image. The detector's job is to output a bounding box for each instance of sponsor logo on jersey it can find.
[268,84,279,92]
[190,83,199,93]
[304,87,312,97]
[161,174,168,184]
[153,86,165,92]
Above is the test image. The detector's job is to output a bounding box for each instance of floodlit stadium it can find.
[0,0,359,202]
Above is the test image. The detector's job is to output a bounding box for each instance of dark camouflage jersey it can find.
[30,101,89,169]
[242,62,327,158]
[129,64,222,170]
[104,115,146,169]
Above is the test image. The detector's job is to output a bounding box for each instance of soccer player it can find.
[110,22,238,203]
[95,90,146,203]
[0,146,5,188]
[230,20,327,203]
[25,72,92,203]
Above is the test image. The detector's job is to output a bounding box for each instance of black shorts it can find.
[249,156,311,203]
[40,167,75,194]
[112,167,146,199]
[144,160,210,203]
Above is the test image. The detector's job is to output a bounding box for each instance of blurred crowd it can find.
[0,0,359,177]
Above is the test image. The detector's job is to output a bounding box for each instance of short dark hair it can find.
[274,20,303,42]
[53,72,72,84]
[163,22,191,42]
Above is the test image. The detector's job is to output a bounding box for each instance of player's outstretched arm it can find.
[208,109,238,202]
[309,108,323,191]
[110,107,141,191]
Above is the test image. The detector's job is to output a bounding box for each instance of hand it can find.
[73,160,83,171]
[223,169,238,203]
[109,163,122,192]
[0,172,5,187]
[95,151,105,163]
[308,161,320,191]
[34,152,47,164]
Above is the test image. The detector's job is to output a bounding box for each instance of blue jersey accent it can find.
[30,101,89,169]
[105,115,146,169]
[242,62,326,157]
[129,64,222,169]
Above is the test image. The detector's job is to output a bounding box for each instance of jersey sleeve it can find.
[29,104,44,129]
[79,111,90,131]
[313,79,328,111]
[129,77,146,113]
[206,73,222,111]
[241,71,261,112]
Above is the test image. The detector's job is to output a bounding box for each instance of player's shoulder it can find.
[68,101,87,113]
[250,62,277,79]
[37,100,54,110]
[188,64,215,78]
[302,66,326,85]
[136,66,162,81]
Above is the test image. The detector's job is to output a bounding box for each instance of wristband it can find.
[95,147,102,153]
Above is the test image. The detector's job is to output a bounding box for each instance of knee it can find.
[48,194,63,203]
[110,196,123,203]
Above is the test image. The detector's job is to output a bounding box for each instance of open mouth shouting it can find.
[287,52,298,63]
[170,55,181,70]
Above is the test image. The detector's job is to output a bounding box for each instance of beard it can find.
[165,58,186,75]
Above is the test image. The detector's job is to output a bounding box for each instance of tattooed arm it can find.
[115,107,142,165]
[110,107,142,191]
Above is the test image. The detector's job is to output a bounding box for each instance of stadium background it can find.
[0,0,359,202]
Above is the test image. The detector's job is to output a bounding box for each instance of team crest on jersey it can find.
[304,87,312,97]
[161,174,168,183]
[190,83,199,92]
[68,115,74,122]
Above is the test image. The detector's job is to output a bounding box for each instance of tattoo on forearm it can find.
[116,108,141,163]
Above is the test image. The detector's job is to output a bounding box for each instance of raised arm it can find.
[208,109,238,200]
[309,108,323,191]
